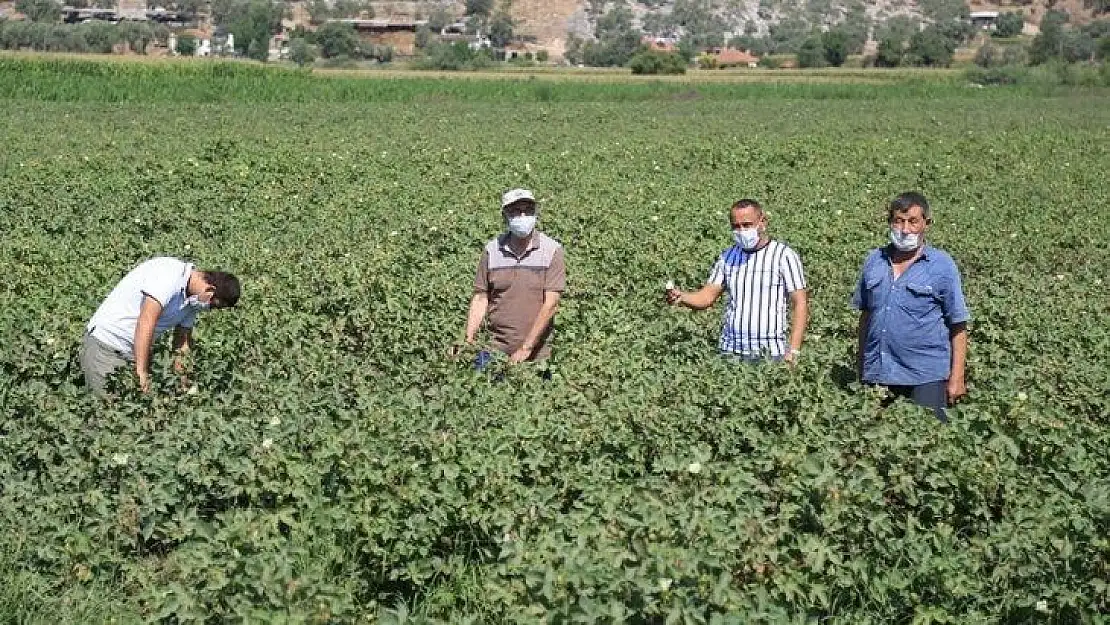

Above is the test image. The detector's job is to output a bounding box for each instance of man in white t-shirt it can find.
[82,257,240,394]
[666,199,809,363]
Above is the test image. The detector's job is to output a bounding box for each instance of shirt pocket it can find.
[900,281,939,318]
[861,270,885,307]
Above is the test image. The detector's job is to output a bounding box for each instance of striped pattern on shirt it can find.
[707,240,806,357]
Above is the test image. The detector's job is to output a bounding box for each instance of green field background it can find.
[0,58,1108,622]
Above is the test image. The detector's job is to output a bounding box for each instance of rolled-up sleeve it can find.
[473,250,490,294]
[851,252,879,311]
[781,248,806,293]
[545,248,566,292]
[941,262,971,326]
[707,256,725,286]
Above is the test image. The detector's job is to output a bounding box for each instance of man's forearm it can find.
[788,295,808,352]
[521,303,559,352]
[134,328,154,377]
[464,294,488,341]
[679,286,721,311]
[949,325,968,381]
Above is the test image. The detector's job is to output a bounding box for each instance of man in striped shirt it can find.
[666,199,809,363]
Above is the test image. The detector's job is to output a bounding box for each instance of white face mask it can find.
[889,228,922,252]
[733,228,761,251]
[507,215,536,238]
[186,295,211,311]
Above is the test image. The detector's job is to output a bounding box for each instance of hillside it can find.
[368,0,1103,54]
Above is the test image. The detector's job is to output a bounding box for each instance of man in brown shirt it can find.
[464,188,566,366]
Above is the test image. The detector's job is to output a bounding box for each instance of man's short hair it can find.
[204,271,240,308]
[889,191,931,221]
[731,198,763,213]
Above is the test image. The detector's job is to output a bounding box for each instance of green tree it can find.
[79,21,119,52]
[995,12,1024,38]
[796,34,828,67]
[1060,29,1095,62]
[119,20,155,53]
[669,0,730,49]
[465,0,492,17]
[875,15,919,44]
[767,17,809,54]
[427,6,455,33]
[582,2,641,67]
[15,0,61,23]
[909,25,956,66]
[629,49,686,74]
[289,36,315,65]
[1030,10,1069,64]
[875,36,905,67]
[1097,36,1110,60]
[821,28,848,66]
[221,0,284,61]
[175,32,197,55]
[305,0,330,25]
[488,10,512,48]
[314,20,359,58]
[839,5,871,54]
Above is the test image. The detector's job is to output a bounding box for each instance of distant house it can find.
[970,11,1000,30]
[333,18,428,56]
[707,47,759,68]
[642,36,679,53]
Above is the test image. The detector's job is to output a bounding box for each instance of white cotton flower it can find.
[184,244,191,251]
[1056,274,1065,281]
[687,462,702,474]
[1017,392,1028,402]
[658,578,673,591]
[820,198,828,204]
[269,416,281,426]
[1035,600,1048,613]
[111,453,129,467]
[187,385,199,395]
[665,280,675,291]
[45,337,56,346]
[835,210,843,216]
[429,226,438,232]
[651,216,660,222]
[390,231,400,237]
[262,438,273,450]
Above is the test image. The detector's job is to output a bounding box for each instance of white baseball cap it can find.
[501,188,536,208]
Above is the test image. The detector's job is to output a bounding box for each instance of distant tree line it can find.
[0,18,168,53]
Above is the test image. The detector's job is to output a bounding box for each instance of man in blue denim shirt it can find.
[851,192,970,422]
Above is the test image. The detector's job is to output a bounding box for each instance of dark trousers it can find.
[882,380,948,423]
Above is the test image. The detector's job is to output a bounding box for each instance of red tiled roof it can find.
[713,48,759,65]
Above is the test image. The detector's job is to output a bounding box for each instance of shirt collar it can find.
[498,232,542,256]
[883,243,933,262]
